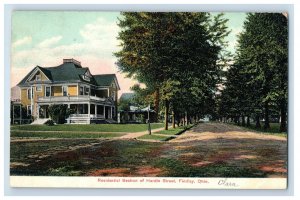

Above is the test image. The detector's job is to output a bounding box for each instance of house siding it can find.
[21,88,30,106]
[20,85,45,117]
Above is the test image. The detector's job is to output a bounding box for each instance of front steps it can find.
[31,118,50,125]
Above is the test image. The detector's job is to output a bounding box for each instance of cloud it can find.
[12,36,32,48]
[80,18,119,42]
[37,36,63,49]
[11,17,134,96]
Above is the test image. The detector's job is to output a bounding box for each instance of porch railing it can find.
[69,114,105,119]
[38,95,106,102]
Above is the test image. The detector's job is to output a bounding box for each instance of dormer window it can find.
[82,75,90,82]
[82,70,92,82]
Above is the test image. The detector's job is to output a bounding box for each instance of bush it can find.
[48,104,73,124]
[45,119,55,126]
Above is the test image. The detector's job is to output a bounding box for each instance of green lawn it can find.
[138,134,171,141]
[155,125,193,135]
[155,128,183,135]
[138,124,194,141]
[234,123,287,137]
[11,123,164,133]
[10,131,125,139]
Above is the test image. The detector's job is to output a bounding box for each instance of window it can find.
[27,105,31,116]
[79,86,84,95]
[82,75,90,82]
[62,86,68,96]
[112,91,116,101]
[85,87,90,95]
[45,86,51,97]
[36,85,42,92]
[36,75,41,81]
[27,88,32,99]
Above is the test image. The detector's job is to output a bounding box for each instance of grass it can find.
[138,124,195,141]
[10,139,162,176]
[155,128,183,135]
[10,139,99,163]
[10,131,125,138]
[138,134,171,141]
[10,134,284,177]
[154,158,266,177]
[10,123,164,133]
[232,122,287,137]
[155,125,191,135]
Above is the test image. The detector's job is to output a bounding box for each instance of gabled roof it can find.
[119,93,135,101]
[93,74,120,90]
[17,60,119,88]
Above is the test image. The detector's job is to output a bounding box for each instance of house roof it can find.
[17,60,119,89]
[93,74,120,89]
[119,93,135,101]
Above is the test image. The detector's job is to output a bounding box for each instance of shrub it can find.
[45,119,54,126]
[48,104,73,124]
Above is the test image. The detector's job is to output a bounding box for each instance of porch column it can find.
[111,106,113,119]
[104,106,106,118]
[88,103,90,124]
[67,104,70,124]
[95,104,97,117]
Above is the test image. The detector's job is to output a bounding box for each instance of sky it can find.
[11,11,247,96]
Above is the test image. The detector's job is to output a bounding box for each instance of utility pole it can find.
[148,104,151,135]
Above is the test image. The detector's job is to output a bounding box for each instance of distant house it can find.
[118,93,155,123]
[16,58,120,124]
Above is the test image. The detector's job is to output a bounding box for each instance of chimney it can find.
[63,58,81,67]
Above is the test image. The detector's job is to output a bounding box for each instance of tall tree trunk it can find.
[164,100,169,130]
[246,116,251,126]
[255,115,261,128]
[176,115,180,127]
[280,99,287,132]
[242,115,245,126]
[172,110,175,129]
[153,88,160,122]
[187,112,190,125]
[264,101,270,129]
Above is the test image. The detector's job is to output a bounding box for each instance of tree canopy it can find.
[115,12,230,129]
[220,13,288,132]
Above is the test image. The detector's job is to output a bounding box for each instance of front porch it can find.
[38,103,116,124]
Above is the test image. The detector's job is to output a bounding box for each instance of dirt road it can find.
[10,122,287,178]
[167,122,287,177]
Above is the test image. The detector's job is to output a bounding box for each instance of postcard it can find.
[10,11,288,189]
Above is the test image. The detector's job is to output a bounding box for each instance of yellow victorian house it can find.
[17,58,120,124]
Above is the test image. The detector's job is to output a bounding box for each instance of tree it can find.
[115,12,230,129]
[222,13,288,132]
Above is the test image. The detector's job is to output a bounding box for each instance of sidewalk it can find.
[119,125,172,139]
